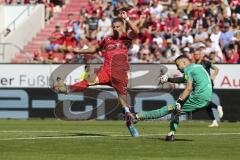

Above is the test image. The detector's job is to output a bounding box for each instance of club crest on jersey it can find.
[167,104,174,111]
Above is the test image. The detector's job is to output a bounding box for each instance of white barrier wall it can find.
[0,5,37,39]
[1,4,45,62]
[3,5,33,29]
[0,5,5,35]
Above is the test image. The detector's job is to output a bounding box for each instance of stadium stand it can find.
[4,0,240,63]
[9,0,87,63]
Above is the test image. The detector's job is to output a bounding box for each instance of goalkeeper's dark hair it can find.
[175,55,190,62]
[112,17,124,25]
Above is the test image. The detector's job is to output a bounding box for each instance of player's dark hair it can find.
[195,48,201,52]
[112,17,124,25]
[175,55,190,62]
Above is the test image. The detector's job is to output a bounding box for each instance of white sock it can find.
[167,131,175,136]
[213,120,218,124]
[124,106,130,113]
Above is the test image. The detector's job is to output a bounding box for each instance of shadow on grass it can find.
[145,137,193,142]
[38,133,107,138]
[159,138,193,142]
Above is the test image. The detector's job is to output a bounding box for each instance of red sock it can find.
[70,80,89,92]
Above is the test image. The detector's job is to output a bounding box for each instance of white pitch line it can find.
[110,133,240,137]
[0,132,239,141]
[0,130,120,134]
[0,135,104,141]
[0,130,60,133]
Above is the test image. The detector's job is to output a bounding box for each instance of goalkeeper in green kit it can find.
[134,55,213,141]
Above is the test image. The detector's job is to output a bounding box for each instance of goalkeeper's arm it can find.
[168,77,186,83]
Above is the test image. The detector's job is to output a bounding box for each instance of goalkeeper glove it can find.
[159,75,168,84]
[174,98,184,115]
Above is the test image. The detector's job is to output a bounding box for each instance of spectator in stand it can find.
[176,0,189,13]
[192,5,208,31]
[207,51,222,64]
[88,0,104,14]
[194,25,209,44]
[230,0,240,22]
[165,39,181,63]
[230,12,240,30]
[130,38,141,56]
[224,44,239,63]
[210,25,224,61]
[61,29,77,53]
[172,31,180,46]
[179,15,193,34]
[164,11,180,32]
[149,0,163,20]
[65,13,81,43]
[233,31,240,58]
[43,24,64,53]
[96,12,112,41]
[153,50,161,63]
[182,47,192,60]
[152,31,163,48]
[181,29,194,47]
[220,22,235,50]
[86,10,99,40]
[139,43,151,63]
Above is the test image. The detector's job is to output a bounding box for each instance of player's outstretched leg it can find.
[52,77,90,94]
[136,105,171,120]
[70,80,89,92]
[134,104,181,141]
[53,73,99,94]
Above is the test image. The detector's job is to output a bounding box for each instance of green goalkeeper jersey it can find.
[184,64,212,101]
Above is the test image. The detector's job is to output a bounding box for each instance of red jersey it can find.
[65,20,76,34]
[98,33,131,72]
[224,52,239,64]
[50,31,64,45]
[64,35,76,47]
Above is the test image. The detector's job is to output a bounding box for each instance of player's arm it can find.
[210,64,219,81]
[168,77,186,83]
[159,75,186,84]
[176,71,193,111]
[74,44,99,54]
[121,11,139,39]
[179,80,193,100]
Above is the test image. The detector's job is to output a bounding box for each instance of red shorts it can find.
[97,68,128,95]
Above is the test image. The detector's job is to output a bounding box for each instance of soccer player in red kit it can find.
[53,11,140,136]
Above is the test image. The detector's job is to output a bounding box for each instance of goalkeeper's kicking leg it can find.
[134,97,209,141]
[135,104,181,141]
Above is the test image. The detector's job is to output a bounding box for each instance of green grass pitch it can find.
[0,120,239,160]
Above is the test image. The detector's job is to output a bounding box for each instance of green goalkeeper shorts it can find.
[181,95,210,112]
